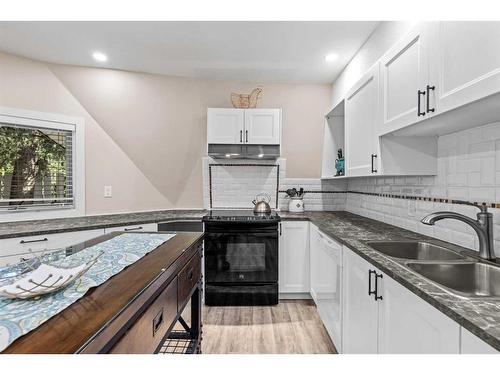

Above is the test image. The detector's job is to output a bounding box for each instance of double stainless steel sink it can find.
[367,240,500,299]
[367,241,465,261]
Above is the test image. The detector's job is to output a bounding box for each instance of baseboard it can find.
[279,292,312,300]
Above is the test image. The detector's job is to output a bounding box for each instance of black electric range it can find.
[203,209,281,223]
[202,210,281,306]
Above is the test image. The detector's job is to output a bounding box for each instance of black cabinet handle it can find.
[368,270,376,296]
[20,238,48,244]
[426,85,435,113]
[374,273,383,300]
[417,90,426,116]
[245,130,248,143]
[371,154,378,173]
[124,226,143,231]
[240,130,243,143]
[279,223,282,236]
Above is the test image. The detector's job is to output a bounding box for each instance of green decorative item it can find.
[335,148,345,176]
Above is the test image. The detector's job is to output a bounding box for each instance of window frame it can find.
[0,106,85,222]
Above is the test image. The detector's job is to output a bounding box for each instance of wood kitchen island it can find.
[2,231,204,354]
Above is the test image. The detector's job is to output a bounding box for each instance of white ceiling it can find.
[0,21,379,83]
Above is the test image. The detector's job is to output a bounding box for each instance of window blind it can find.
[0,122,74,212]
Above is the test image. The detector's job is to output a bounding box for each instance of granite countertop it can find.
[1,209,500,350]
[0,210,208,239]
[280,211,500,351]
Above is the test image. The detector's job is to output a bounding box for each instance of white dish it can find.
[0,255,100,299]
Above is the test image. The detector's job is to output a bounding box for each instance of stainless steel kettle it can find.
[252,193,272,214]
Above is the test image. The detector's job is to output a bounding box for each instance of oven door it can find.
[204,223,278,284]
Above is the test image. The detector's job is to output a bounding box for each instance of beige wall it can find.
[0,51,331,215]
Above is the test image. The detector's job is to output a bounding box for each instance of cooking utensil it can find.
[252,193,272,214]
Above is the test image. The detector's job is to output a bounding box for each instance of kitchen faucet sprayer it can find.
[421,202,496,261]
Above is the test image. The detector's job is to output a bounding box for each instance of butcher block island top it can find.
[2,231,204,354]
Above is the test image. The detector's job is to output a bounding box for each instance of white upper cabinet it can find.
[429,21,500,114]
[279,221,309,294]
[244,108,281,144]
[207,108,281,145]
[378,273,460,354]
[379,23,433,135]
[376,21,500,137]
[345,63,380,177]
[207,108,245,144]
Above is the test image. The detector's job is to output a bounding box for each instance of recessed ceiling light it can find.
[325,53,339,62]
[92,51,108,62]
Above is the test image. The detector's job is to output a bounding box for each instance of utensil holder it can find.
[288,197,304,213]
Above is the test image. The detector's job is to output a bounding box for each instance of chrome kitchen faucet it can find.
[421,202,496,261]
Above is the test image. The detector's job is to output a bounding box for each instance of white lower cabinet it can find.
[342,248,379,353]
[342,246,461,354]
[104,222,157,233]
[278,220,497,354]
[316,230,343,352]
[310,224,343,351]
[378,272,460,354]
[309,224,321,302]
[0,229,105,266]
[460,328,499,354]
[0,222,157,268]
[279,221,309,294]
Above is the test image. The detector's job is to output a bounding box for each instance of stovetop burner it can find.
[202,209,281,223]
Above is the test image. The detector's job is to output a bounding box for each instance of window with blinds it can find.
[0,122,74,212]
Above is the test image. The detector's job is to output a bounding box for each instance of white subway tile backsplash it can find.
[447,187,468,200]
[469,140,495,156]
[468,172,482,187]
[433,226,452,242]
[345,121,500,257]
[469,187,495,202]
[447,173,467,186]
[202,122,500,257]
[482,122,500,140]
[203,157,347,211]
[451,231,476,250]
[202,157,284,209]
[457,158,480,173]
[480,157,496,185]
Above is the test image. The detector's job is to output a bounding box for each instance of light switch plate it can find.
[104,185,112,198]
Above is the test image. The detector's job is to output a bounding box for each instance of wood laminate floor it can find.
[200,300,337,354]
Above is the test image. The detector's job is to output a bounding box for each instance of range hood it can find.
[208,144,280,160]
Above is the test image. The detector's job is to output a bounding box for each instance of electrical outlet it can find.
[407,199,416,217]
[104,185,112,198]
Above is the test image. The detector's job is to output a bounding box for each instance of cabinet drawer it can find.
[178,252,201,309]
[104,223,157,233]
[0,229,105,267]
[110,277,178,354]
